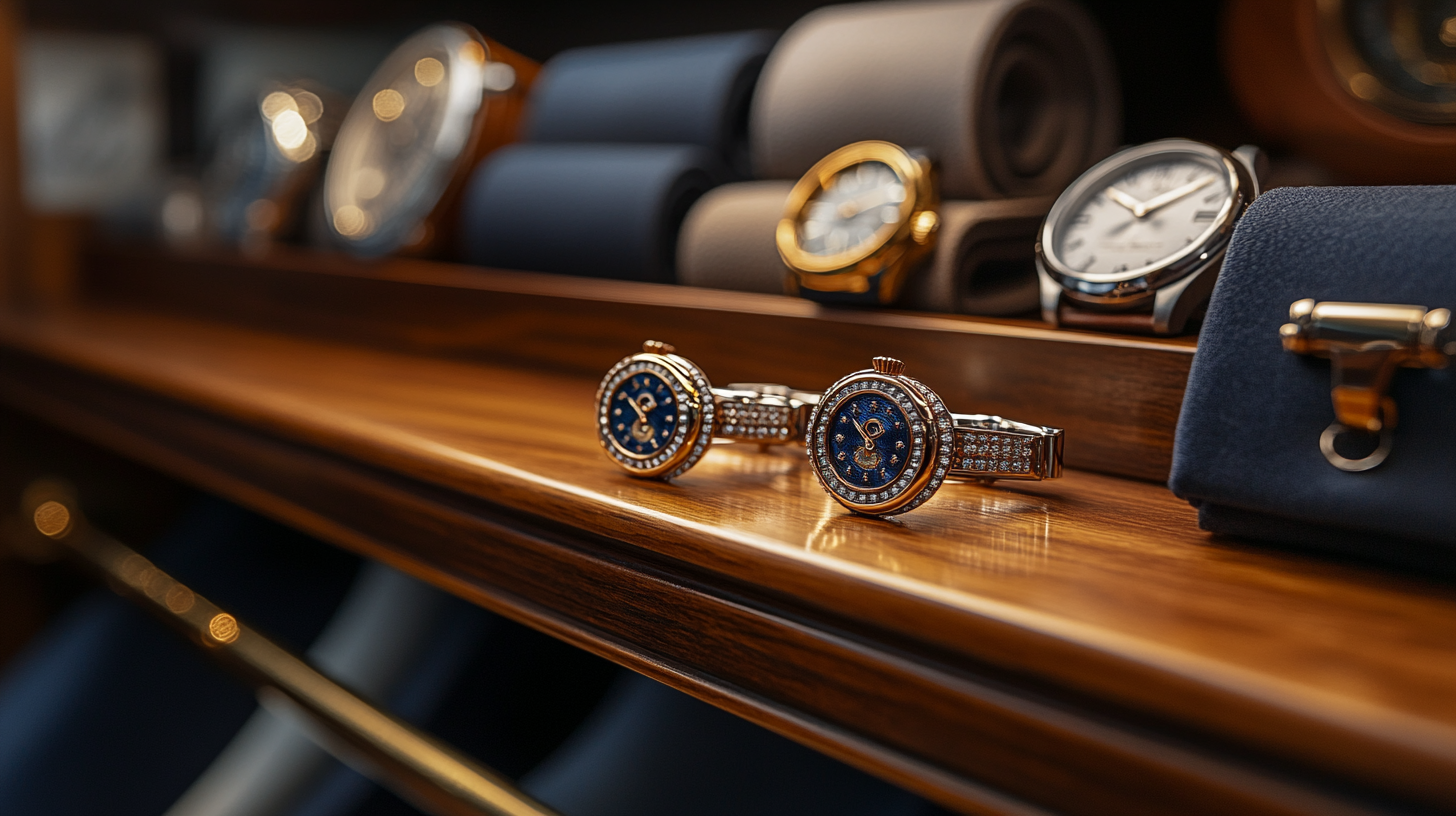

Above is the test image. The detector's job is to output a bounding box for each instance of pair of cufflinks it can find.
[597,342,1063,518]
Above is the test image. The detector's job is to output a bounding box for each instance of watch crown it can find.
[643,340,677,355]
[911,210,939,244]
[871,356,905,376]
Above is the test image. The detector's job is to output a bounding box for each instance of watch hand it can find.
[1105,186,1144,214]
[1134,175,1215,218]
[626,393,656,423]
[850,416,878,452]
[837,188,893,219]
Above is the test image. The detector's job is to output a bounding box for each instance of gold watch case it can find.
[776,140,940,303]
[595,341,715,480]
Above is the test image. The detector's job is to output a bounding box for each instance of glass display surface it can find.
[825,390,914,491]
[795,160,906,258]
[608,371,680,458]
[1051,152,1231,283]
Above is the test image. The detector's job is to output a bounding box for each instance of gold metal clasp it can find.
[1281,298,1452,471]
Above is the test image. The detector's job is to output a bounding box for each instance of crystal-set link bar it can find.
[947,415,1064,481]
[712,384,819,444]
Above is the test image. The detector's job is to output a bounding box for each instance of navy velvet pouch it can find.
[1170,186,1456,571]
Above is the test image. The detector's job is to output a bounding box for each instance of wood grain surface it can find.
[81,243,1195,482]
[0,305,1452,814]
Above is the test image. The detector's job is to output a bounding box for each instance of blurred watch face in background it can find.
[204,82,346,253]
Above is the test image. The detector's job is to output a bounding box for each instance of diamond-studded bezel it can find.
[596,352,715,480]
[807,370,946,517]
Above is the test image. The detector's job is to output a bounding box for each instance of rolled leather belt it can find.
[460,143,719,283]
[677,181,1050,314]
[751,0,1119,199]
[524,31,777,178]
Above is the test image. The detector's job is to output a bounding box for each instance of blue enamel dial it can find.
[826,390,913,490]
[608,371,680,458]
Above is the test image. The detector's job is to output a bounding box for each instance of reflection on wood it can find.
[81,243,1195,482]
[0,305,1452,813]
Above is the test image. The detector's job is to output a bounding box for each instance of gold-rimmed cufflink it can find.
[1281,298,1453,472]
[596,341,820,480]
[806,356,1064,517]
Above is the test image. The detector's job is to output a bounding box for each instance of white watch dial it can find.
[796,160,906,257]
[1052,153,1232,282]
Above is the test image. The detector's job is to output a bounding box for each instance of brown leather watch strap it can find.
[1056,302,1159,334]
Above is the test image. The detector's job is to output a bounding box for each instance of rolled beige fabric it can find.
[899,198,1053,315]
[678,182,1050,315]
[676,180,794,294]
[750,0,1119,200]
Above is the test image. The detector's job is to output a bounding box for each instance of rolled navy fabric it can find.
[460,143,719,283]
[524,31,777,178]
[751,0,1119,200]
[1170,186,1456,572]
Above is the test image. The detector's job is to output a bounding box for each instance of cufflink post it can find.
[1281,298,1452,471]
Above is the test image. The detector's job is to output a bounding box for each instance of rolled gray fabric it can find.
[676,180,794,294]
[899,198,1053,315]
[677,181,1050,315]
[751,0,1119,199]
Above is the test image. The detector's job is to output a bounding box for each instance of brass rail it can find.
[19,482,561,816]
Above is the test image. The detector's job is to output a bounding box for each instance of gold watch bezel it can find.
[596,345,713,480]
[776,141,939,299]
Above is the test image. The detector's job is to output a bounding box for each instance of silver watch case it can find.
[1035,139,1261,334]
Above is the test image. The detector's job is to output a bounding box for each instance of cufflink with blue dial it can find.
[808,356,1064,517]
[597,341,820,480]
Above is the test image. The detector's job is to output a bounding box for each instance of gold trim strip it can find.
[20,484,560,816]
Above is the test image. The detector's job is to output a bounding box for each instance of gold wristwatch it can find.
[777,140,940,305]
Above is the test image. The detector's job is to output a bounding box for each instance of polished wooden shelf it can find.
[0,298,1453,815]
[82,243,1195,482]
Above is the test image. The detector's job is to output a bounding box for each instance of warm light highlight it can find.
[373,89,406,122]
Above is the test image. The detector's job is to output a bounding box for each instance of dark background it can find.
[26,0,1256,161]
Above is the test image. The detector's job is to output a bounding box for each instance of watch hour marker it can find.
[1193,210,1218,222]
[836,451,846,461]
[1070,214,1091,225]
[1065,238,1084,251]
[1203,192,1222,203]
[613,408,621,416]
